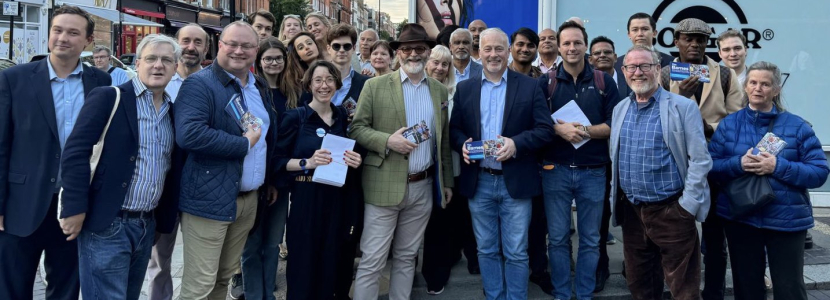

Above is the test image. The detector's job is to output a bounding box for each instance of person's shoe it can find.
[427,287,445,295]
[594,269,610,293]
[529,271,554,295]
[229,273,245,299]
[764,274,773,290]
[606,233,617,245]
[468,262,481,275]
[279,244,288,260]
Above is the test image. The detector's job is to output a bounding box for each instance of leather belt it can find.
[295,175,314,182]
[408,170,430,182]
[481,167,503,175]
[634,192,682,207]
[117,210,153,219]
[238,189,256,198]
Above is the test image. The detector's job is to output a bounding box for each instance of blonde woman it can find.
[305,13,332,61]
[425,45,456,98]
[278,14,304,44]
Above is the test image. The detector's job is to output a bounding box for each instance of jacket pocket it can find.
[7,172,26,184]
[192,164,226,198]
[91,166,106,190]
[364,154,383,168]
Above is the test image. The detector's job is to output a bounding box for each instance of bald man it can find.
[468,19,487,64]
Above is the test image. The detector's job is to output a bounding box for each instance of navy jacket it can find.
[60,81,182,233]
[174,62,278,222]
[708,106,829,231]
[300,71,370,106]
[0,59,110,237]
[449,70,555,199]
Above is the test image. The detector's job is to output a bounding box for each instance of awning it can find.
[169,21,189,28]
[202,25,223,32]
[80,5,163,27]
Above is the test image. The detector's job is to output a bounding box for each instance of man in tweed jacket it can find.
[349,23,453,300]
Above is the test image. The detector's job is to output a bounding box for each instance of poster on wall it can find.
[415,0,538,40]
[0,27,39,64]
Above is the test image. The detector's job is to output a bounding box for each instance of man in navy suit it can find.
[0,6,110,300]
[449,28,554,300]
[59,34,182,300]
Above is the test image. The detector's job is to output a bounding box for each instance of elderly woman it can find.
[279,14,303,44]
[426,45,456,97]
[708,61,829,300]
[362,40,394,77]
[276,60,363,300]
[305,13,332,61]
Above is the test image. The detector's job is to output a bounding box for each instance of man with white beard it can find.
[350,23,454,300]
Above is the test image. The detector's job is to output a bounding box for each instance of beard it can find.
[630,78,658,96]
[454,51,469,60]
[401,59,425,74]
[181,50,203,67]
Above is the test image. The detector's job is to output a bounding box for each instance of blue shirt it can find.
[227,71,270,192]
[122,78,175,211]
[618,88,683,203]
[479,69,508,170]
[331,68,354,106]
[165,71,185,101]
[49,57,85,189]
[107,64,131,86]
[455,60,472,84]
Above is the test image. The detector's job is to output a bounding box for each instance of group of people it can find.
[0,5,828,300]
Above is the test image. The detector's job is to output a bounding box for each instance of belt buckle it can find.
[569,164,578,168]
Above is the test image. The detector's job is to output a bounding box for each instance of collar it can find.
[302,102,343,121]
[629,86,664,105]
[481,68,508,84]
[173,66,203,81]
[47,56,84,80]
[400,69,427,84]
[455,59,472,75]
[342,67,354,81]
[556,57,592,82]
[224,70,256,88]
[133,77,172,102]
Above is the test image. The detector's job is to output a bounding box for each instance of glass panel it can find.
[26,5,39,23]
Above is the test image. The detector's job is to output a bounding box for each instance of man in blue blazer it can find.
[449,28,554,300]
[59,34,182,300]
[0,6,110,300]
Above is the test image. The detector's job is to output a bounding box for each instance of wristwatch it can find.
[299,158,308,173]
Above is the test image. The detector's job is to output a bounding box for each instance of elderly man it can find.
[450,28,554,300]
[468,19,487,64]
[59,34,182,300]
[174,21,278,300]
[93,45,130,85]
[350,23,454,300]
[533,28,561,74]
[145,23,209,300]
[450,28,482,84]
[356,29,379,73]
[611,45,712,300]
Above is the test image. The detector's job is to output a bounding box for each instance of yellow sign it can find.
[2,31,8,43]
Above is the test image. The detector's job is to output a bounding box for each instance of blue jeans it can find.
[468,172,532,300]
[242,188,290,300]
[542,164,606,300]
[78,215,155,300]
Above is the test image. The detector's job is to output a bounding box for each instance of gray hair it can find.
[624,45,661,65]
[450,28,473,43]
[479,28,508,48]
[744,61,786,111]
[93,45,112,56]
[136,34,183,63]
[361,29,379,41]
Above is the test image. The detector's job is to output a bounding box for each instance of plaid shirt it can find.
[618,88,683,204]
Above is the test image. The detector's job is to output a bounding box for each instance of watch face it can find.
[300,159,307,167]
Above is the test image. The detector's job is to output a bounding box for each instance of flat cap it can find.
[675,18,711,36]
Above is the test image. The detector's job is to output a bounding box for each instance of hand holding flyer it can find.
[753,132,787,156]
[670,62,711,83]
[465,138,505,160]
[403,120,431,144]
[225,94,263,133]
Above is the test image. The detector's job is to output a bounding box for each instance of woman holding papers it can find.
[708,61,829,300]
[274,60,363,300]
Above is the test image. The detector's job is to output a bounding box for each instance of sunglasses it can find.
[331,43,353,52]
[399,46,428,55]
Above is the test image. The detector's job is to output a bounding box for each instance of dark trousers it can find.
[598,163,613,274]
[335,225,362,300]
[701,186,727,300]
[422,178,478,291]
[528,196,548,275]
[620,194,701,300]
[0,194,80,300]
[724,220,807,300]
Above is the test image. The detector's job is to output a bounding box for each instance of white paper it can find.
[551,100,592,149]
[312,134,356,187]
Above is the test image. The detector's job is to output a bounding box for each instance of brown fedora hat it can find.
[390,23,436,50]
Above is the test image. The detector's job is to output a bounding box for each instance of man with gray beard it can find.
[145,23,208,300]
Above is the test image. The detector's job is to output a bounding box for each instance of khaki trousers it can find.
[179,191,258,300]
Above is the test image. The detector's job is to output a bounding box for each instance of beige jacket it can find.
[662,56,743,130]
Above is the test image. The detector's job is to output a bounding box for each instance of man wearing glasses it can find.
[610,45,711,300]
[93,45,130,85]
[350,23,454,300]
[173,21,278,300]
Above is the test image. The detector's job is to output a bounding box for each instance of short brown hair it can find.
[370,40,394,58]
[53,5,95,38]
[248,10,276,28]
[302,60,343,92]
[717,29,747,49]
[327,24,358,45]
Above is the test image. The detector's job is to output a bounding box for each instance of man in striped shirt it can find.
[58,34,182,299]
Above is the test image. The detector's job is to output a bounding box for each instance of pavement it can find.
[32,208,830,300]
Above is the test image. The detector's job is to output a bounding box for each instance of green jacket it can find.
[349,71,454,207]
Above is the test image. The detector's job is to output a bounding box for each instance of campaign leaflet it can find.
[403,120,431,144]
[753,132,788,156]
[670,62,711,83]
[465,138,505,160]
[225,93,263,133]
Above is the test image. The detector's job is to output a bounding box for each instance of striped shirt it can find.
[479,69,508,170]
[122,78,174,211]
[400,69,434,173]
[618,88,683,204]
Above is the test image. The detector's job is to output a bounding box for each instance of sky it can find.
[365,0,409,23]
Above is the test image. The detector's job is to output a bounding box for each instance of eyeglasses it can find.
[622,63,658,73]
[312,77,336,86]
[141,55,176,66]
[591,50,615,57]
[261,56,284,64]
[331,43,353,52]
[398,46,428,55]
[92,56,109,60]
[220,40,257,51]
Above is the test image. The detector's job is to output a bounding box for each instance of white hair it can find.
[450,28,472,42]
[136,34,182,62]
[479,28,508,48]
[361,29,379,41]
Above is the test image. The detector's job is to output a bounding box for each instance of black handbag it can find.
[724,116,778,218]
